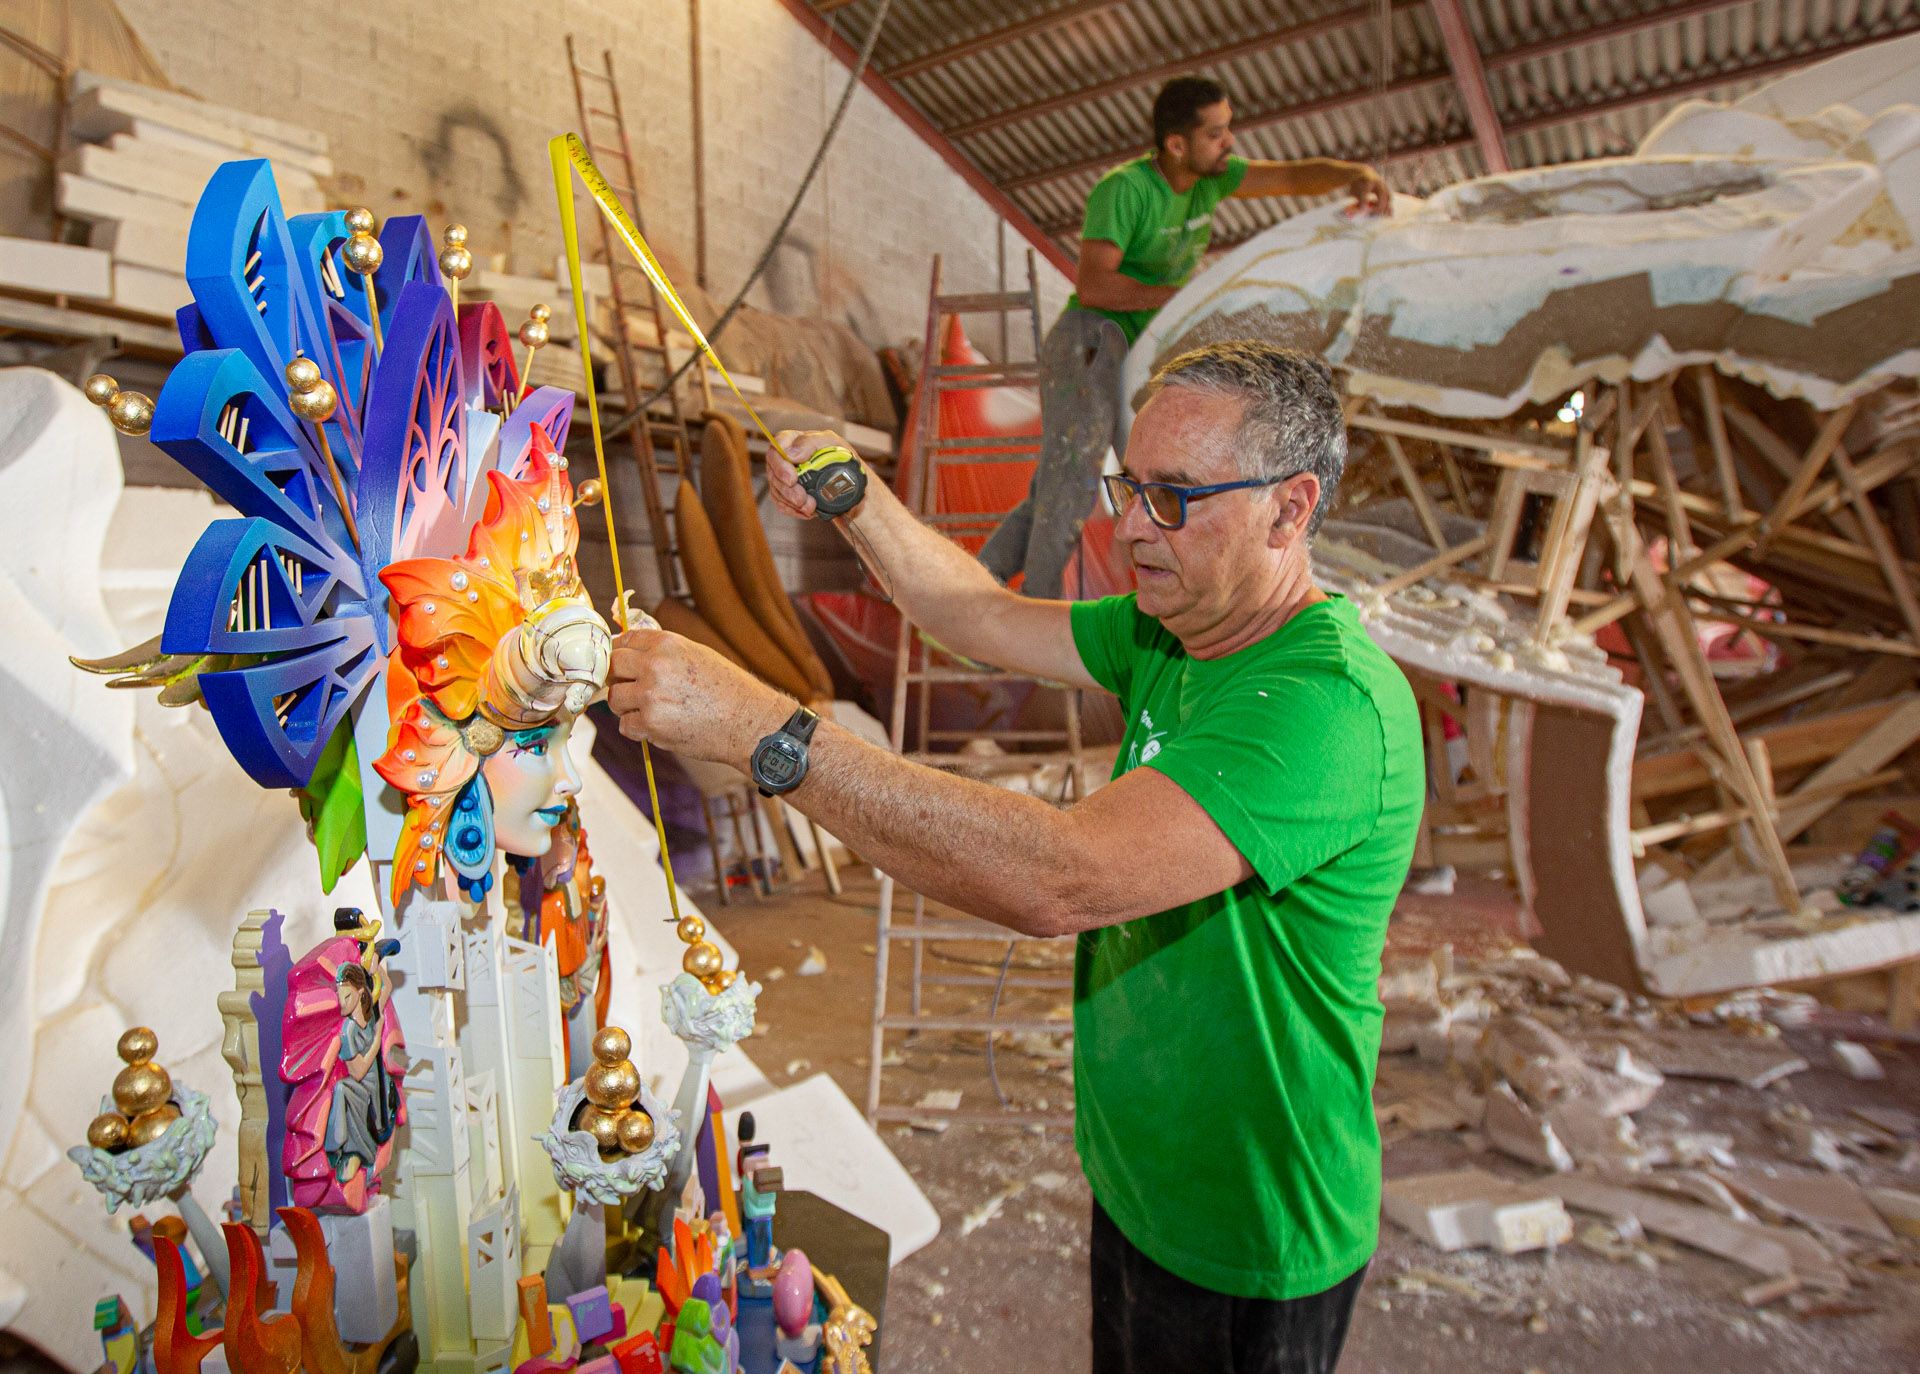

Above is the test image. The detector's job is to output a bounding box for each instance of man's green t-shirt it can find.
[1068,591,1423,1299]
[1065,153,1249,345]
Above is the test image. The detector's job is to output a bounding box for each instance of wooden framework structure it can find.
[1331,365,1920,1005]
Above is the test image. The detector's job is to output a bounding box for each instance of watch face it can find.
[757,739,804,787]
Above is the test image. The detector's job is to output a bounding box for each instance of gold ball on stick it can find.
[106,389,155,437]
[442,223,468,249]
[87,1113,131,1152]
[344,207,376,235]
[284,357,323,393]
[713,968,737,992]
[342,233,384,277]
[113,1060,171,1117]
[683,941,723,981]
[675,915,706,946]
[578,1104,623,1157]
[288,379,339,424]
[128,1104,181,1148]
[438,245,473,281]
[117,1027,160,1065]
[531,303,552,322]
[570,479,603,512]
[83,373,120,407]
[615,1108,655,1154]
[591,1026,631,1066]
[585,1058,641,1111]
[518,318,550,349]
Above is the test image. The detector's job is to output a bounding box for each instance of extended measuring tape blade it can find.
[551,132,780,452]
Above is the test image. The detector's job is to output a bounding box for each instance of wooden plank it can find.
[1348,411,1567,461]
[1531,435,1609,644]
[1610,508,1801,911]
[1775,695,1920,841]
[1830,444,1920,644]
[1635,698,1907,801]
[1746,403,1859,559]
[1373,533,1491,597]
[1381,431,1449,549]
[1692,366,1744,520]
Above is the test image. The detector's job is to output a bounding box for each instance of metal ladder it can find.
[564,36,710,600]
[864,252,1083,1130]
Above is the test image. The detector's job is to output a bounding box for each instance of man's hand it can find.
[1344,165,1391,217]
[767,428,851,522]
[607,628,791,768]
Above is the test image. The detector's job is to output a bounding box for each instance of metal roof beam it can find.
[998,0,1760,194]
[947,0,1424,142]
[1427,0,1509,172]
[886,1,1127,81]
[773,0,1077,277]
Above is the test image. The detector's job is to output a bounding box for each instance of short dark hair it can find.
[1152,75,1228,149]
[1145,342,1346,536]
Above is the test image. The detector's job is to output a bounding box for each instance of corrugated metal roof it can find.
[812,0,1920,254]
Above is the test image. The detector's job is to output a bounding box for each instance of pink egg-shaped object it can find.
[773,1248,814,1336]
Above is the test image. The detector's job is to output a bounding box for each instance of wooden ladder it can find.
[564,36,710,600]
[864,252,1082,1130]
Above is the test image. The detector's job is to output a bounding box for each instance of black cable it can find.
[604,0,895,443]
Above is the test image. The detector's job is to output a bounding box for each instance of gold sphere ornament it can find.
[531,303,552,322]
[284,356,323,393]
[438,245,473,281]
[571,479,602,510]
[342,232,384,276]
[713,968,738,992]
[442,223,468,249]
[106,389,155,437]
[683,941,723,981]
[591,1025,632,1065]
[589,875,607,901]
[128,1104,181,1148]
[517,318,550,349]
[288,379,339,424]
[578,1104,623,1157]
[83,373,120,407]
[112,1060,172,1118]
[675,915,706,945]
[87,1112,131,1152]
[615,1107,655,1154]
[117,1026,160,1065]
[344,207,376,235]
[584,1058,641,1111]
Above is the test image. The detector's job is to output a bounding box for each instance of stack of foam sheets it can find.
[54,72,330,322]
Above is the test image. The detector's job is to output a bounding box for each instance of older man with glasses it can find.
[607,340,1423,1374]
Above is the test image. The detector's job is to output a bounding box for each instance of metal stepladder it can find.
[564,36,712,600]
[863,252,1086,1130]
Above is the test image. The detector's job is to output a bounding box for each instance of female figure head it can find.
[374,430,611,902]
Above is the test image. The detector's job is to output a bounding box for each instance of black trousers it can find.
[1090,1199,1367,1374]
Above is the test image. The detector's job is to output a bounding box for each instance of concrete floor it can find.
[707,866,1920,1374]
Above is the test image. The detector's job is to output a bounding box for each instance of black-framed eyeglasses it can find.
[1102,472,1285,531]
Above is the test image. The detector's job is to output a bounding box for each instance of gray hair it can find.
[1144,341,1347,535]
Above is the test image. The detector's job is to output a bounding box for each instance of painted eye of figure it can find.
[511,728,554,757]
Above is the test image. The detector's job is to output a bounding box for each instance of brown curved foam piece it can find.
[652,596,748,669]
[698,412,835,700]
[673,477,816,701]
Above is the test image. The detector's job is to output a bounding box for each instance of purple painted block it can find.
[567,1285,615,1346]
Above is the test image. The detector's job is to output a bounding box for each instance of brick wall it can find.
[114,0,1072,353]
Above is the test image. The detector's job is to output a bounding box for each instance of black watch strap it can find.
[784,706,819,743]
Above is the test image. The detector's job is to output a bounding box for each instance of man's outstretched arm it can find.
[768,429,1097,689]
[607,631,1251,936]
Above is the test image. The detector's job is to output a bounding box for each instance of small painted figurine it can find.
[281,909,406,1211]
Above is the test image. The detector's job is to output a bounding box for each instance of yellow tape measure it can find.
[551,131,722,925]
